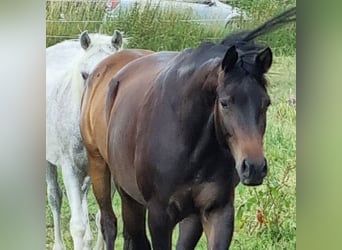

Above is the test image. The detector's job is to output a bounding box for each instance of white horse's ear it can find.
[112,30,123,49]
[80,31,91,50]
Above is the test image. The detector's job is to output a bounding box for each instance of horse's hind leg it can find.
[61,162,89,250]
[81,176,93,249]
[94,211,105,250]
[119,188,151,250]
[176,214,203,250]
[88,153,117,250]
[46,161,65,250]
[94,179,116,250]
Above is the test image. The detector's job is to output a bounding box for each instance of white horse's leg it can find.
[93,210,105,250]
[61,163,88,250]
[93,179,116,250]
[46,161,66,250]
[81,176,93,250]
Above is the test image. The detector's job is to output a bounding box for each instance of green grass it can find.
[223,0,296,56]
[231,55,296,249]
[46,1,107,46]
[46,1,296,249]
[46,0,296,56]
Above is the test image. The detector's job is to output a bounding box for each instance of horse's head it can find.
[214,45,272,186]
[78,30,123,81]
[70,30,124,101]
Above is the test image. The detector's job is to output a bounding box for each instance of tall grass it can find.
[46,1,296,249]
[46,1,107,46]
[46,0,296,56]
[224,0,296,55]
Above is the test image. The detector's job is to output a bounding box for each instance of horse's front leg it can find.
[201,198,235,250]
[176,214,203,250]
[147,201,174,250]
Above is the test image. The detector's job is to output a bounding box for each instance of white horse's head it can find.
[71,30,124,101]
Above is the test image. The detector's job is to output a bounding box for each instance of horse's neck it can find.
[173,59,219,121]
[151,54,221,150]
[177,59,224,157]
[188,112,217,163]
[187,99,234,177]
[155,66,217,159]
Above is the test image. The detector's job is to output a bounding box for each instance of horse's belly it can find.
[114,165,146,205]
[46,95,86,168]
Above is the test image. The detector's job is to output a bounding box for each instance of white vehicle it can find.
[105,0,247,25]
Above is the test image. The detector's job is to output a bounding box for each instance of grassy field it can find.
[46,0,296,249]
[46,0,296,56]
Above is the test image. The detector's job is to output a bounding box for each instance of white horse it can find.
[46,30,123,250]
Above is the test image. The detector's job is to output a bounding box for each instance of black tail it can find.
[221,6,296,45]
[242,6,296,42]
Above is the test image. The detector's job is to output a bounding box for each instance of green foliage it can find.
[103,2,215,51]
[46,1,107,46]
[46,0,296,56]
[227,0,296,56]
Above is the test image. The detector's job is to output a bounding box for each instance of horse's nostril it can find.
[241,159,247,173]
[241,158,267,178]
[262,158,268,175]
[241,159,251,178]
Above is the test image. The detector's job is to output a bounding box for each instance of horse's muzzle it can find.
[239,157,267,186]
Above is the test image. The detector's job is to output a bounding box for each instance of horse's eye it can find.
[81,72,89,80]
[220,100,228,108]
[220,96,233,109]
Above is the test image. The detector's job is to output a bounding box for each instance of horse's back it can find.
[46,40,84,165]
[47,40,80,71]
[106,51,179,125]
[81,49,154,163]
[106,51,179,151]
[46,40,80,112]
[46,41,80,91]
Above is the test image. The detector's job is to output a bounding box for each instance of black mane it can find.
[177,6,296,80]
[176,38,265,84]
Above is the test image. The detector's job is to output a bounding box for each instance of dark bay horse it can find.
[81,7,296,250]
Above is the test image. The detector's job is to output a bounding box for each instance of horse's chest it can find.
[166,179,231,224]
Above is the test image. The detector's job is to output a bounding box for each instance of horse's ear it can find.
[256,47,272,73]
[112,30,123,50]
[221,45,238,73]
[80,31,91,50]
